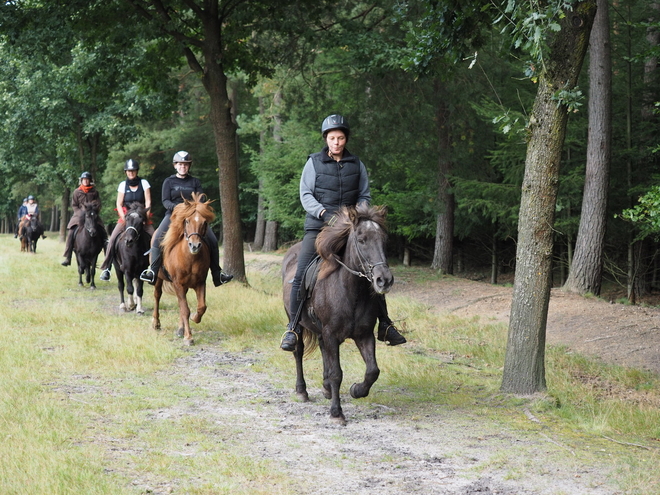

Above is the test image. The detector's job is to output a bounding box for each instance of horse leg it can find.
[152,279,163,330]
[89,256,97,289]
[293,333,309,402]
[135,278,145,315]
[126,276,136,311]
[175,286,193,345]
[76,254,84,286]
[117,269,126,311]
[190,284,207,324]
[320,335,345,424]
[349,333,380,399]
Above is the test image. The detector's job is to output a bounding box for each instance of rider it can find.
[139,151,233,287]
[61,171,107,266]
[100,159,154,281]
[14,197,28,238]
[280,114,407,352]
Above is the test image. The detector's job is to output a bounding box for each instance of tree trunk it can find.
[564,0,611,295]
[60,188,70,243]
[431,84,454,274]
[263,221,278,252]
[501,1,597,395]
[253,180,266,251]
[200,31,246,282]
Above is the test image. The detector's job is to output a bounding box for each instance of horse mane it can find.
[125,202,147,221]
[161,192,215,257]
[316,203,387,279]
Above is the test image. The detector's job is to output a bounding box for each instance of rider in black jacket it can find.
[139,151,233,287]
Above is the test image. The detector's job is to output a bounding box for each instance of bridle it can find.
[334,228,387,283]
[184,217,206,241]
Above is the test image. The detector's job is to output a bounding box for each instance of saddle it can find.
[299,256,321,302]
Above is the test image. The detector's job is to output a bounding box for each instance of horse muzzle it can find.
[372,265,394,295]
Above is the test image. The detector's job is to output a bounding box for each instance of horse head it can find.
[317,204,393,295]
[165,192,215,256]
[122,203,147,247]
[83,202,100,237]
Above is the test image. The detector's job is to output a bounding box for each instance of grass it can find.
[1,234,660,493]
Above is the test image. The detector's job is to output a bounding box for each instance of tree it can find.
[501,0,597,394]
[564,0,612,296]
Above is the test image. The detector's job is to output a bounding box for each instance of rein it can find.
[333,233,387,282]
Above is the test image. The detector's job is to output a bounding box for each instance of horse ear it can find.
[347,206,358,224]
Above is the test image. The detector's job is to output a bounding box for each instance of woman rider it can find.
[139,151,233,287]
[100,159,154,281]
[61,171,107,266]
[280,114,407,351]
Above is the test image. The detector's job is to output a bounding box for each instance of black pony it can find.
[282,204,394,424]
[73,202,105,289]
[20,216,44,253]
[112,203,151,314]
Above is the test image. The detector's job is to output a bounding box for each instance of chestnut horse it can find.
[282,204,394,424]
[151,192,214,345]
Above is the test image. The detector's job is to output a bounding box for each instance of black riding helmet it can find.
[79,171,93,181]
[124,159,139,171]
[321,114,350,140]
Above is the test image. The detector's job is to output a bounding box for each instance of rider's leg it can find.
[61,226,78,266]
[140,215,170,285]
[206,228,233,287]
[281,230,320,351]
[376,295,407,346]
[100,222,124,280]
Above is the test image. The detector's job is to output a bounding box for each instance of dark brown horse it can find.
[113,203,151,314]
[151,192,214,345]
[73,202,105,289]
[282,204,394,424]
[19,215,44,253]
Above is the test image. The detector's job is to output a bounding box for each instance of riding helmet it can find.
[321,114,350,139]
[173,151,192,163]
[124,159,139,171]
[27,195,35,200]
[80,171,93,180]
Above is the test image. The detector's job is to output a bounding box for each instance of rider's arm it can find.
[300,158,324,219]
[116,191,125,221]
[161,178,176,212]
[357,160,371,207]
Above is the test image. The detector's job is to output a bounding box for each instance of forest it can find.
[0,0,659,381]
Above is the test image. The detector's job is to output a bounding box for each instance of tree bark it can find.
[431,82,454,274]
[501,1,597,395]
[263,221,278,251]
[564,0,611,295]
[60,188,70,243]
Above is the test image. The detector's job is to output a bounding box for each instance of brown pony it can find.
[282,204,394,424]
[151,192,215,345]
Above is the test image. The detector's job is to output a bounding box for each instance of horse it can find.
[112,203,151,314]
[73,202,106,289]
[19,215,44,253]
[151,192,214,345]
[282,204,394,424]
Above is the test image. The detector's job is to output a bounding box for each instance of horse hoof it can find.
[183,338,194,346]
[119,304,126,311]
[322,387,332,400]
[136,309,145,315]
[152,320,161,331]
[297,392,310,402]
[350,383,369,399]
[176,328,184,338]
[329,415,347,426]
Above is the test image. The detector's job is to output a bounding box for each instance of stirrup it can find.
[280,328,299,352]
[140,268,156,284]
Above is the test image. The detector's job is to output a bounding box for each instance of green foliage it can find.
[619,185,660,241]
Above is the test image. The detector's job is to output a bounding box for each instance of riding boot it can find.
[61,226,78,266]
[376,296,407,346]
[281,280,303,352]
[139,245,162,285]
[211,268,234,287]
[100,229,120,280]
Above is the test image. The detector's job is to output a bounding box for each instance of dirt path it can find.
[394,274,660,375]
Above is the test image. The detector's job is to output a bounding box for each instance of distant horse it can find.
[282,204,394,424]
[73,202,105,289]
[151,192,214,345]
[19,216,44,253]
[113,203,151,314]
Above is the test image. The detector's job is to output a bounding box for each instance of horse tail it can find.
[302,328,319,359]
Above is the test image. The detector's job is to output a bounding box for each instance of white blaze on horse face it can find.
[363,220,380,231]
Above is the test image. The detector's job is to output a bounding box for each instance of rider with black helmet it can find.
[280,114,407,351]
[100,159,154,281]
[61,171,107,266]
[139,151,233,287]
[14,197,28,238]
